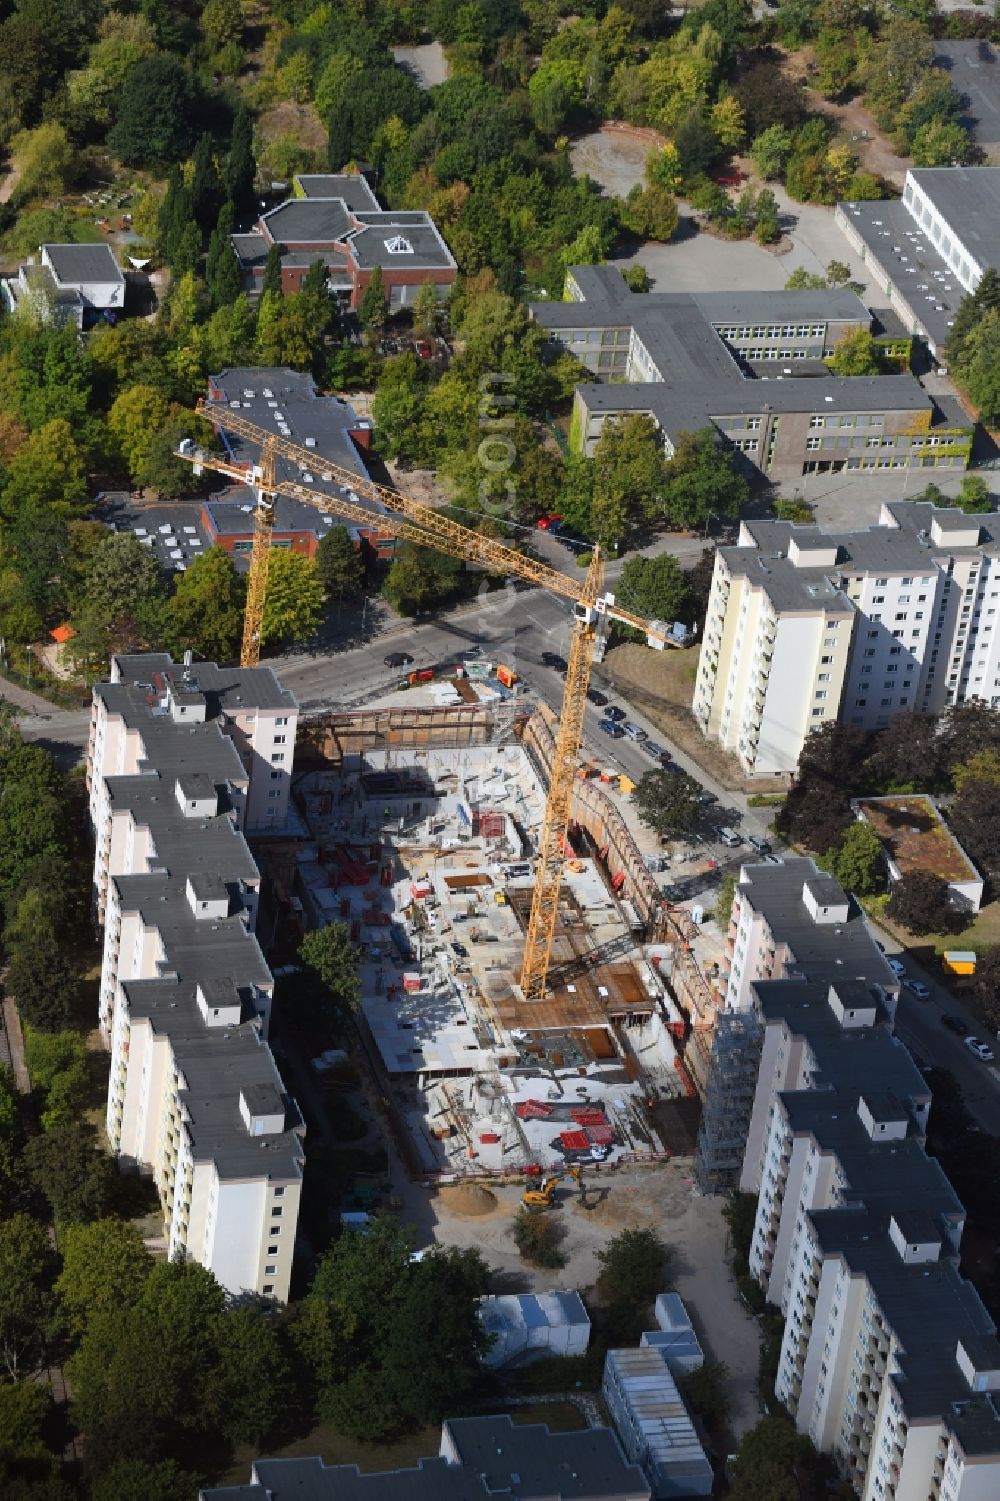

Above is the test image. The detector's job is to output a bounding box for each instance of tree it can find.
[621,183,679,243]
[828,327,883,376]
[164,546,246,663]
[0,1381,52,1466]
[259,550,325,646]
[91,1460,194,1501]
[261,243,283,298]
[299,922,362,1023]
[2,419,88,516]
[69,1259,226,1468]
[25,1124,116,1224]
[749,124,794,181]
[0,1215,57,1382]
[22,1025,88,1130]
[224,102,256,218]
[592,414,667,541]
[754,189,780,245]
[72,533,166,669]
[632,770,702,840]
[661,428,749,530]
[11,123,77,200]
[713,868,739,927]
[819,820,884,896]
[4,889,78,1032]
[886,872,957,936]
[208,1305,291,1448]
[201,0,243,49]
[294,1219,490,1441]
[512,1210,566,1268]
[317,526,364,601]
[107,55,192,167]
[190,133,223,240]
[56,1219,152,1338]
[596,1228,672,1343]
[861,20,935,128]
[108,384,173,482]
[954,474,992,514]
[728,1413,830,1501]
[952,308,1000,426]
[624,265,650,293]
[383,544,464,615]
[411,281,440,337]
[973,948,1000,1032]
[680,1360,730,1433]
[785,268,828,290]
[359,266,388,332]
[615,554,692,628]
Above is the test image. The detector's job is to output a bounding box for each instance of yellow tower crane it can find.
[178,402,689,1001]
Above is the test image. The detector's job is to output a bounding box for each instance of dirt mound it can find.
[436,1183,499,1217]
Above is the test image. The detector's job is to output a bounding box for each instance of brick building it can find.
[231,173,456,309]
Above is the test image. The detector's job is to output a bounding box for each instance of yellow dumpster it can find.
[943,950,976,976]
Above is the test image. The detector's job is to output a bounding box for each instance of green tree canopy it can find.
[631,769,702,839]
[56,1219,152,1337]
[107,54,192,167]
[0,1214,58,1383]
[886,871,959,936]
[818,820,884,896]
[24,1123,116,1224]
[661,428,749,529]
[298,922,362,1023]
[615,554,692,630]
[827,328,883,376]
[260,549,326,646]
[317,526,365,600]
[383,544,464,616]
[164,546,246,663]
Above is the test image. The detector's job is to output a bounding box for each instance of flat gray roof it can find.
[43,242,124,285]
[533,264,946,440]
[738,857,900,992]
[295,173,380,210]
[838,196,965,353]
[99,494,210,573]
[207,366,370,492]
[262,198,353,244]
[910,166,1000,255]
[104,652,297,714]
[200,1416,650,1500]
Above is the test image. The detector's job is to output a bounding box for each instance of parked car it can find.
[536,513,563,531]
[451,941,469,957]
[599,720,626,739]
[698,791,718,806]
[415,339,433,359]
[941,1015,970,1036]
[965,1036,995,1062]
[603,705,627,722]
[904,978,931,1000]
[384,651,414,667]
[718,827,742,848]
[886,958,907,978]
[541,651,568,671]
[640,740,666,760]
[587,688,609,707]
[623,721,648,741]
[747,835,772,855]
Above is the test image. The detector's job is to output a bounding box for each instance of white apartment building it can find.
[694,502,1000,777]
[88,652,297,844]
[698,858,1000,1501]
[88,655,305,1302]
[723,858,899,1014]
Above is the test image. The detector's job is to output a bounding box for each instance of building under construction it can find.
[274,685,700,1176]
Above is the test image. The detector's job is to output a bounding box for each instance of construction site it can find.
[270,683,714,1179]
[176,395,729,1183]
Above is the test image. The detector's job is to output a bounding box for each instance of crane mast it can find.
[179,403,686,1000]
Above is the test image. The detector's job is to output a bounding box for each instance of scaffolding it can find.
[694,1008,764,1195]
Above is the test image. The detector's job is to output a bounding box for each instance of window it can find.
[272,753,285,763]
[855,699,867,708]
[815,690,827,700]
[268,1244,279,1256]
[276,716,288,726]
[273,734,286,745]
[265,1264,276,1275]
[267,790,280,800]
[821,655,832,665]
[873,595,885,604]
[812,708,825,717]
[818,673,830,682]
[263,1283,274,1294]
[271,1206,283,1218]
[270,770,281,780]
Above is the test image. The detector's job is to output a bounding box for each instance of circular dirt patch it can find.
[436,1183,499,1217]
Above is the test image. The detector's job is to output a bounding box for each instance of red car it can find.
[536,513,563,531]
[415,339,433,358]
[711,171,743,187]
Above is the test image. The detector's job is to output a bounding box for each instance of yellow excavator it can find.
[522,1166,583,1209]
